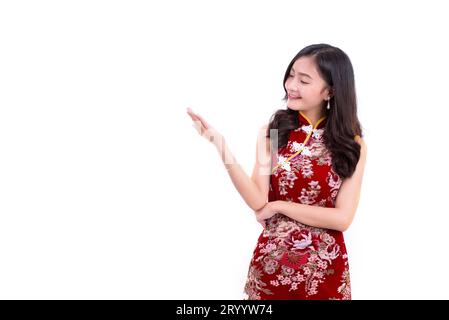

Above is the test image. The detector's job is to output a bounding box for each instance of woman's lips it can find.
[288,94,301,99]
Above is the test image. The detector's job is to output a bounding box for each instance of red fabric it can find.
[243,111,351,300]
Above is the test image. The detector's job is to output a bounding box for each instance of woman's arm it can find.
[214,125,271,212]
[187,108,270,212]
[268,137,368,232]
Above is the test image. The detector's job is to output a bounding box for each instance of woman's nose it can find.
[286,81,300,92]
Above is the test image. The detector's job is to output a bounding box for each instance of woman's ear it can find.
[323,86,333,99]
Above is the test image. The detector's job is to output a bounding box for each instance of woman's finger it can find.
[191,121,203,135]
[186,111,196,121]
[193,112,210,130]
[187,109,200,123]
[187,109,206,134]
[187,109,208,130]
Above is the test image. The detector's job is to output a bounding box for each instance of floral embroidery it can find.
[274,129,327,176]
[244,265,273,300]
[244,112,350,300]
[278,171,298,196]
[244,215,346,298]
[301,124,313,134]
[312,128,324,140]
[277,155,291,172]
[290,141,304,152]
[301,146,312,157]
[297,158,314,179]
[298,180,321,205]
[327,169,343,206]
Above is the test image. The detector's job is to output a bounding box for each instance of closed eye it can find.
[289,75,309,84]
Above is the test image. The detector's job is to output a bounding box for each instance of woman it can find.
[187,43,367,300]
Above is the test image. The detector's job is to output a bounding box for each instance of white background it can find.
[1,0,448,299]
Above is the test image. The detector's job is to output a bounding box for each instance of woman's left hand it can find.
[255,201,277,227]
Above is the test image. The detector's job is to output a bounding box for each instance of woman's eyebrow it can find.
[291,67,313,79]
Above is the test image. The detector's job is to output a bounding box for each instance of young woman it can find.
[186,43,367,300]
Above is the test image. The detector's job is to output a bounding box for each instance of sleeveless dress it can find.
[243,111,352,300]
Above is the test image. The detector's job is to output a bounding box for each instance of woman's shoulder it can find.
[354,135,367,162]
[354,135,367,148]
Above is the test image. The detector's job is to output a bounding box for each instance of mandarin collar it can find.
[298,111,327,129]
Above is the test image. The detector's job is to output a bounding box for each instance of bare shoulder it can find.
[355,135,367,151]
[354,136,367,164]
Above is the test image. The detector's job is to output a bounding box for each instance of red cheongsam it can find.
[243,111,352,300]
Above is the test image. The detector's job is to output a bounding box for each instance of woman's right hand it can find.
[186,107,224,146]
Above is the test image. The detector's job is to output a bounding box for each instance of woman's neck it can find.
[299,109,326,127]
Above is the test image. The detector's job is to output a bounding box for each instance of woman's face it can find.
[285,56,332,112]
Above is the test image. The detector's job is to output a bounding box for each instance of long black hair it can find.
[267,43,363,179]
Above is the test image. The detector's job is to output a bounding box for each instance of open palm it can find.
[186,107,223,145]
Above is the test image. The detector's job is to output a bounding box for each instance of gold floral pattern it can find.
[244,112,351,300]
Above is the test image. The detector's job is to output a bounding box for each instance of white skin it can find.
[187,57,367,231]
[285,56,333,126]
